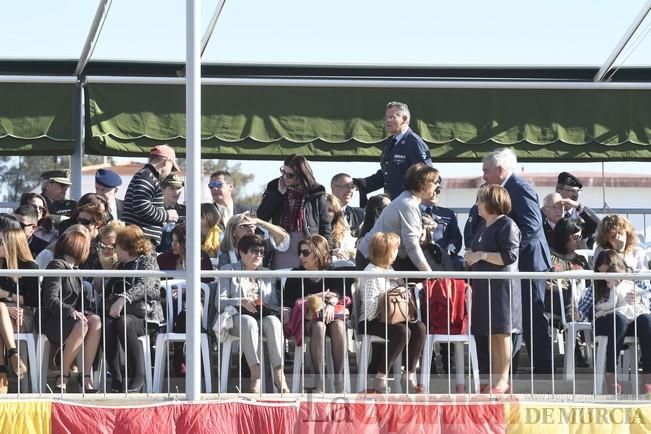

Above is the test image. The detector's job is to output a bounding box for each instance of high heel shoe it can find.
[80,374,98,394]
[9,352,27,380]
[55,374,69,392]
[400,377,424,394]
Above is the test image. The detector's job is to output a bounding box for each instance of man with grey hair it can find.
[481,147,553,375]
[354,101,432,203]
[541,192,564,245]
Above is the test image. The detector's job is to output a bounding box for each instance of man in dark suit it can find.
[354,101,433,204]
[330,173,364,238]
[483,148,553,375]
[555,172,600,249]
[420,182,464,270]
[95,168,124,221]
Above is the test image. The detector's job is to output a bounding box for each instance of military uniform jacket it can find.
[363,128,432,200]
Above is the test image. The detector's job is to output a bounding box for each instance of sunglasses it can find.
[78,217,94,226]
[237,223,256,231]
[247,248,265,257]
[334,183,356,190]
[30,205,46,213]
[299,248,311,257]
[280,167,296,179]
[208,181,224,189]
[569,232,582,241]
[19,222,36,230]
[99,242,116,250]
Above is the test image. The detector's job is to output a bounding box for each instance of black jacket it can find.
[257,178,332,246]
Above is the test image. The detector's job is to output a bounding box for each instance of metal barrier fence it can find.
[2,267,651,401]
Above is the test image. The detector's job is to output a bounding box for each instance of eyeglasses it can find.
[208,181,223,189]
[434,187,442,195]
[299,248,311,257]
[280,167,296,179]
[19,222,36,230]
[30,204,45,213]
[561,186,582,193]
[334,183,356,191]
[237,223,256,231]
[99,242,116,251]
[569,232,582,241]
[247,248,265,257]
[77,217,94,226]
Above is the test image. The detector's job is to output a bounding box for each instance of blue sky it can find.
[4,0,651,196]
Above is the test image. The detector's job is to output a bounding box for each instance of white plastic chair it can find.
[414,282,480,394]
[291,335,351,393]
[350,283,401,393]
[152,280,212,393]
[14,333,39,392]
[595,335,637,394]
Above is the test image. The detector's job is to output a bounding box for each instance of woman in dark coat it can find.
[257,154,332,269]
[105,225,162,393]
[465,185,521,394]
[41,228,101,392]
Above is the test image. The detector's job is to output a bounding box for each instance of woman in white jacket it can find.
[218,234,288,393]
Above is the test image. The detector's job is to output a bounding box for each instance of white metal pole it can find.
[70,82,84,200]
[594,0,651,81]
[186,0,202,401]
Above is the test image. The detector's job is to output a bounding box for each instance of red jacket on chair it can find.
[420,278,468,335]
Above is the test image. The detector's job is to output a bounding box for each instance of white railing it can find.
[2,267,651,402]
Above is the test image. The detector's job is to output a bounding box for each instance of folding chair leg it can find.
[420,337,433,394]
[356,339,370,392]
[469,336,480,393]
[139,336,152,393]
[564,328,576,381]
[595,336,609,394]
[152,335,167,393]
[201,335,212,393]
[454,342,465,393]
[292,344,303,393]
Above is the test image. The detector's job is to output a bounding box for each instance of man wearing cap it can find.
[122,145,180,246]
[40,169,77,226]
[555,172,600,249]
[353,101,433,204]
[208,170,247,227]
[158,174,187,253]
[95,168,124,221]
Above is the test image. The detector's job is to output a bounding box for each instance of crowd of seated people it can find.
[2,144,651,397]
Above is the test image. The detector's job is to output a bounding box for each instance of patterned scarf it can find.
[280,186,306,232]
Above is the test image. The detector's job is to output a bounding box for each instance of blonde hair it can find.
[220,213,256,253]
[326,194,347,248]
[368,232,400,268]
[99,220,126,239]
[0,228,34,280]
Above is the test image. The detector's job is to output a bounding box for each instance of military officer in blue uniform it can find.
[354,101,433,203]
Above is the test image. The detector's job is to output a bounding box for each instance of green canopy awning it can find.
[0,83,76,155]
[85,83,651,161]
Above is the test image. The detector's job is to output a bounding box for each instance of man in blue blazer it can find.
[482,147,553,375]
[354,101,433,203]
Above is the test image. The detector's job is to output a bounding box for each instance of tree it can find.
[0,156,70,201]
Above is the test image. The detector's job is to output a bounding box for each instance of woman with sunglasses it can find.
[219,234,289,393]
[545,217,590,318]
[257,154,332,269]
[282,234,354,393]
[59,195,109,235]
[0,228,39,392]
[217,212,289,269]
[19,193,57,243]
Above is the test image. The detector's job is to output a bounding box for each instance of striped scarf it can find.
[280,187,306,232]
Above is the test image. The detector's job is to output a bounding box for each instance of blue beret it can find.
[95,169,122,188]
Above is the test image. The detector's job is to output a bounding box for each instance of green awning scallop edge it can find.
[0,82,76,155]
[85,83,651,161]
